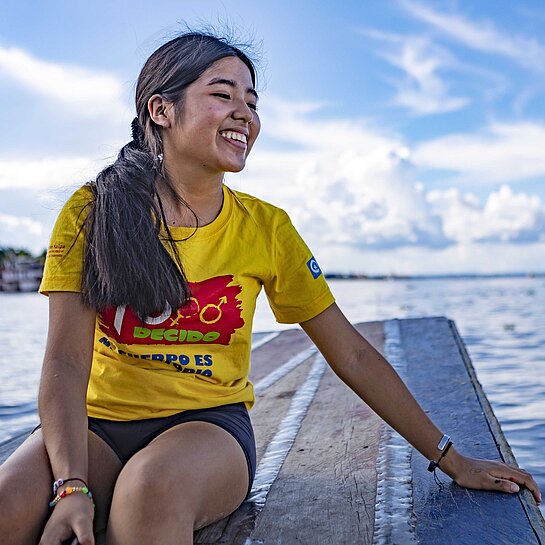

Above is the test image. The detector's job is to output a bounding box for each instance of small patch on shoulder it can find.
[306,256,322,279]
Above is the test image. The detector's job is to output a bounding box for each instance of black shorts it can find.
[33,402,256,498]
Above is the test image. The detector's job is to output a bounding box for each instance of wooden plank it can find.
[401,316,543,545]
[448,320,545,543]
[245,364,382,544]
[248,328,312,384]
[235,322,385,545]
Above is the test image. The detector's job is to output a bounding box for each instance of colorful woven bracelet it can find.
[49,485,95,509]
[53,478,89,496]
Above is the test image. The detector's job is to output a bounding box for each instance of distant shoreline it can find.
[324,272,545,280]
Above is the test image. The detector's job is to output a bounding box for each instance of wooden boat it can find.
[2,317,544,544]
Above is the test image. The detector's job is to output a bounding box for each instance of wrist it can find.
[437,445,464,478]
[53,477,88,496]
[49,484,95,509]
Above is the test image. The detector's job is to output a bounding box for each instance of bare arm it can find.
[38,291,96,545]
[301,303,542,504]
[39,291,95,478]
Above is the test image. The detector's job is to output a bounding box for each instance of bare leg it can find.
[0,429,122,545]
[106,421,249,545]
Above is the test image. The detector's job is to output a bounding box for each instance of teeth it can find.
[220,130,247,144]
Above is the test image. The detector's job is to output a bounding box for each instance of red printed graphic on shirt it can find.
[98,275,244,345]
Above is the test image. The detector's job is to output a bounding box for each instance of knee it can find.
[114,455,195,512]
[115,456,167,502]
[0,464,48,531]
[113,458,199,526]
[107,458,196,540]
[0,465,27,519]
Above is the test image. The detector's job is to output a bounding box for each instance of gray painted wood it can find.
[248,328,312,385]
[449,320,545,543]
[401,316,543,545]
[244,363,382,545]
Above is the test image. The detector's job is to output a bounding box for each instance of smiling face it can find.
[160,56,261,177]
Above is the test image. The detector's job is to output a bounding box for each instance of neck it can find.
[156,167,225,229]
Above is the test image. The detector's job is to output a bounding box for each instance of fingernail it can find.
[510,483,519,492]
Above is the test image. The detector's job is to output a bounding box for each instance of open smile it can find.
[219,130,248,150]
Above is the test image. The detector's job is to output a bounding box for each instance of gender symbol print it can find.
[98,275,244,345]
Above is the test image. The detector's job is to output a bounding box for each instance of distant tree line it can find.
[0,247,46,266]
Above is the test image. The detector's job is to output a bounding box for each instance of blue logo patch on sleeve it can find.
[306,256,322,279]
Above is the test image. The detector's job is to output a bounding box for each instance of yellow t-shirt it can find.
[40,183,335,420]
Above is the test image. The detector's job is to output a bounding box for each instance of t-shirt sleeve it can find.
[39,185,94,295]
[263,210,335,324]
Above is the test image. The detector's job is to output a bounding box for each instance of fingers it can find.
[40,522,93,545]
[38,497,95,545]
[490,465,542,504]
[455,457,542,505]
[491,476,520,494]
[68,511,94,545]
[39,523,73,545]
[73,526,94,545]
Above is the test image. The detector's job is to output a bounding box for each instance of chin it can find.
[223,159,247,173]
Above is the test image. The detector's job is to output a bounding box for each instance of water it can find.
[1,277,544,513]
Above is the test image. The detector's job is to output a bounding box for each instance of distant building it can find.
[0,255,43,292]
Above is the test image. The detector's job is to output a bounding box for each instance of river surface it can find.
[1,277,544,513]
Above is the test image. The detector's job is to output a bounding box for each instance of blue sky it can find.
[1,0,545,274]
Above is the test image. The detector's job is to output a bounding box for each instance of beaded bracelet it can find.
[53,478,89,496]
[49,485,95,509]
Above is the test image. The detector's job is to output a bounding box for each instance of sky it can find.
[1,0,545,275]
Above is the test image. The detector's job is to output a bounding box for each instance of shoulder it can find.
[52,183,95,231]
[67,183,94,207]
[227,187,291,226]
[60,183,94,215]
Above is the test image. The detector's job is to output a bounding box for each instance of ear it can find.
[148,95,173,128]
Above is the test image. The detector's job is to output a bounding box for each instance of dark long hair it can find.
[80,31,257,320]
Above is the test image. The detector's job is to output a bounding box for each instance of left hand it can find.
[443,451,542,504]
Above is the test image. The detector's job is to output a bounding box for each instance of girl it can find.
[0,31,541,545]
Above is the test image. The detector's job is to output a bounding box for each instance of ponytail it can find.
[81,119,191,320]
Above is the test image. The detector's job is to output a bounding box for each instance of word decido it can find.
[133,327,220,343]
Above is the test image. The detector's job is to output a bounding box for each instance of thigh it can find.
[107,420,249,543]
[0,427,122,543]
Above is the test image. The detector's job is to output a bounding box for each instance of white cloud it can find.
[427,185,545,244]
[232,98,448,250]
[413,122,545,184]
[0,156,109,190]
[232,100,545,259]
[363,31,469,115]
[318,240,545,275]
[0,213,44,253]
[0,45,132,119]
[400,0,545,71]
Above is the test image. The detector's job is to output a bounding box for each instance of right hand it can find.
[38,492,95,545]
